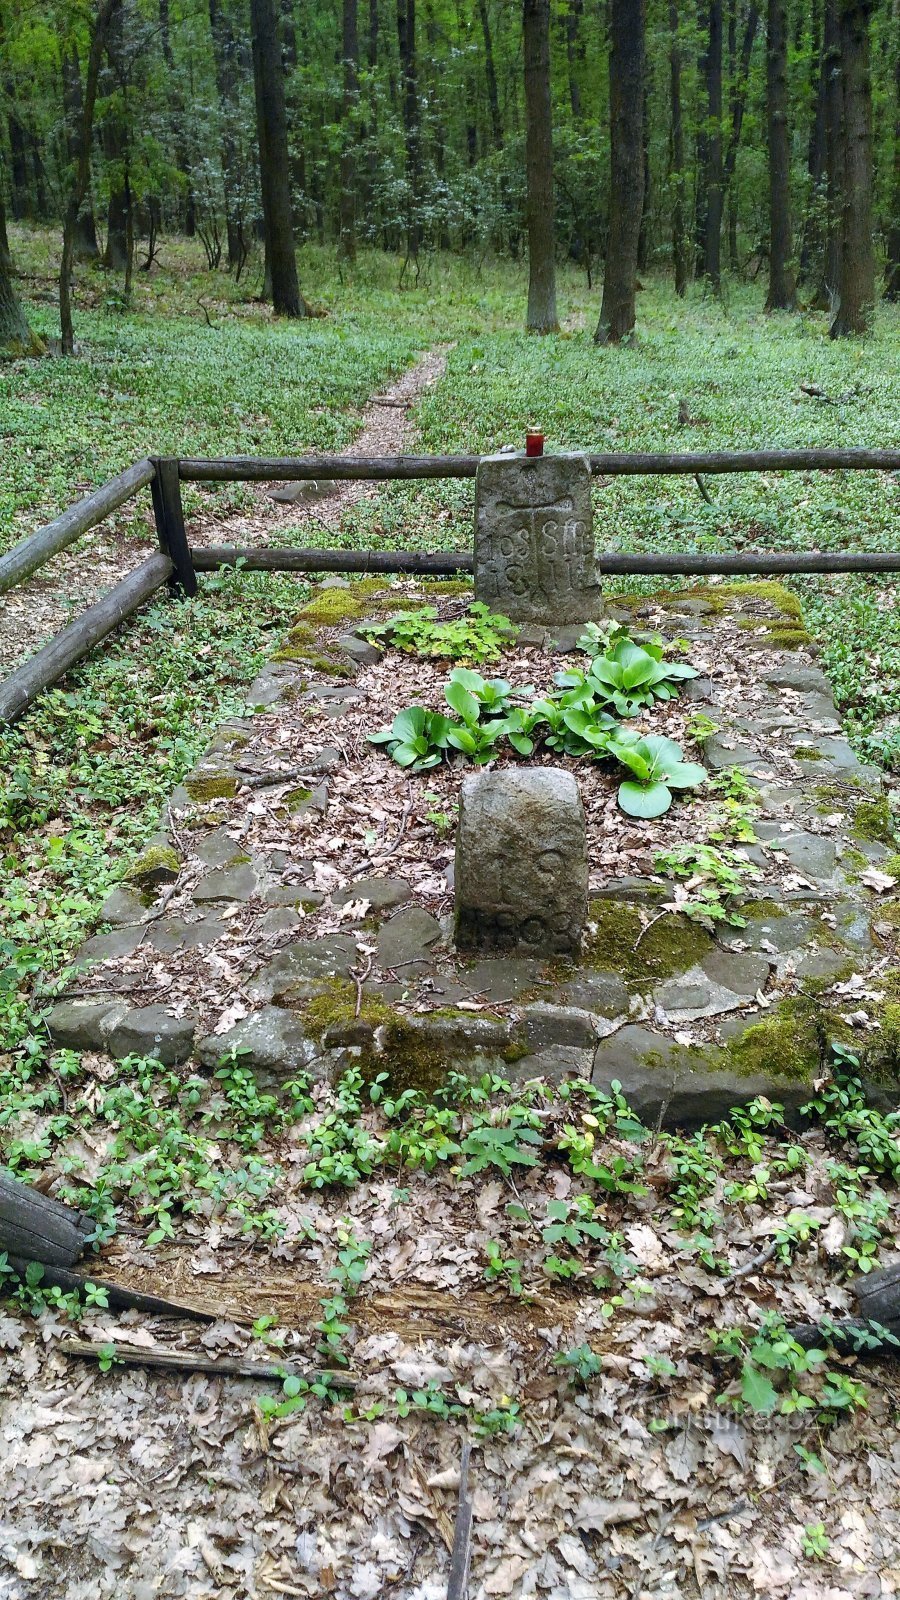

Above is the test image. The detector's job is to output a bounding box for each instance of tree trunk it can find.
[7,112,30,220]
[596,0,645,343]
[0,180,11,270]
[62,47,100,261]
[60,0,120,355]
[563,0,583,122]
[208,0,245,269]
[339,0,359,259]
[478,0,504,146]
[885,11,899,299]
[637,50,652,271]
[524,0,558,332]
[830,0,876,335]
[703,0,724,291]
[250,0,308,316]
[0,185,42,358]
[765,0,796,308]
[799,0,826,280]
[814,0,844,308]
[397,0,421,259]
[669,0,688,295]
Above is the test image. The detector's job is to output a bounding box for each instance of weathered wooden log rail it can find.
[1,444,899,724]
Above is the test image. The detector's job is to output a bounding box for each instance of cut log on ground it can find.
[789,1262,900,1354]
[5,1257,220,1321]
[0,1172,93,1267]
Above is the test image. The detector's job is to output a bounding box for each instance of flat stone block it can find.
[455,768,588,956]
[377,907,443,970]
[509,1045,595,1085]
[474,452,602,624]
[248,935,359,1001]
[193,861,260,903]
[556,971,632,1017]
[521,1003,599,1050]
[590,1025,811,1129]
[332,876,412,914]
[197,1006,321,1089]
[100,886,146,926]
[47,996,131,1052]
[73,927,143,969]
[106,1006,197,1065]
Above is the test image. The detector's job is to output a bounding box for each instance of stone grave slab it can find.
[474,451,603,623]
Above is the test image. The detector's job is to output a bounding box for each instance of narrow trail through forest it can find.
[0,345,448,675]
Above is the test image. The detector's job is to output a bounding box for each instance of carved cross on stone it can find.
[474,451,604,624]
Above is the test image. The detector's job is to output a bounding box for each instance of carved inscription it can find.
[474,453,602,623]
[454,769,588,958]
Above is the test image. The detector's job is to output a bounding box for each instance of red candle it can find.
[525,427,544,458]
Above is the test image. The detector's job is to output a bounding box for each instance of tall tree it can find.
[885,10,900,299]
[397,0,421,259]
[765,0,797,308]
[62,48,99,261]
[702,0,724,290]
[831,0,876,334]
[60,0,121,354]
[523,0,558,331]
[250,0,307,315]
[339,0,359,260]
[812,0,844,306]
[477,0,503,148]
[669,0,688,295]
[0,178,42,358]
[208,0,245,269]
[596,0,644,342]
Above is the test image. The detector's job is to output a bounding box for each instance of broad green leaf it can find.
[741,1364,778,1414]
[663,761,707,789]
[392,707,427,742]
[445,681,480,724]
[617,780,672,818]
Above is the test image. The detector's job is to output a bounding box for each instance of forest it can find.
[1,0,899,354]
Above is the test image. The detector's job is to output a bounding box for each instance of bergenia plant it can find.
[368,707,454,772]
[606,732,707,818]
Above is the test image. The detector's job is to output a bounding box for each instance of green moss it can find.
[793,746,824,761]
[852,797,897,847]
[885,854,900,880]
[124,842,181,886]
[742,898,788,921]
[720,999,822,1083]
[284,786,313,812]
[300,981,525,1095]
[582,900,713,987]
[418,579,474,598]
[270,645,348,672]
[736,618,811,650]
[184,773,238,801]
[295,578,391,626]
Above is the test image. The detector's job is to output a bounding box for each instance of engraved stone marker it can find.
[454,768,588,955]
[474,451,603,624]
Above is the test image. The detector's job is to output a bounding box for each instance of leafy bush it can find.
[558,635,698,718]
[606,733,707,818]
[361,603,516,664]
[367,706,455,771]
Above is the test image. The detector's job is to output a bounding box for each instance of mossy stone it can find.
[124,843,181,887]
[295,578,391,627]
[184,773,238,802]
[582,901,713,988]
[853,798,897,847]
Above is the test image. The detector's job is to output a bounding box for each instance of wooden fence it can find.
[1,446,900,724]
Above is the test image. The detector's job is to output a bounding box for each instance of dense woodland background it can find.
[0,0,898,354]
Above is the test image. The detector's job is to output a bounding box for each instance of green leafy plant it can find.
[605,732,706,819]
[559,636,697,718]
[800,1523,830,1560]
[652,841,762,925]
[367,706,454,772]
[554,1344,603,1385]
[459,1120,543,1176]
[361,603,516,665]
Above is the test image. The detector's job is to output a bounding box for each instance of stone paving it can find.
[47,579,900,1127]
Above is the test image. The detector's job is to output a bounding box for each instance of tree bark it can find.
[250,0,308,316]
[830,0,876,335]
[208,0,245,268]
[637,49,652,272]
[799,0,826,280]
[884,8,899,299]
[62,47,100,261]
[563,0,583,122]
[397,0,421,258]
[339,0,359,259]
[722,1,760,264]
[765,0,797,308]
[702,0,724,291]
[478,0,504,147]
[0,183,42,358]
[524,0,558,332]
[596,0,644,342]
[812,0,844,307]
[60,0,120,355]
[669,0,688,295]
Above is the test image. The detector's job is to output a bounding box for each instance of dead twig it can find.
[61,1338,356,1388]
[446,1437,473,1600]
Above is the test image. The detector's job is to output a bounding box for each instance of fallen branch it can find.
[6,1257,219,1321]
[60,1337,356,1388]
[446,1437,473,1600]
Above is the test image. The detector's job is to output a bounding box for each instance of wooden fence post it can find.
[151,458,197,597]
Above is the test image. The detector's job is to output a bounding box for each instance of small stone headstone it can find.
[454,769,588,955]
[474,451,602,623]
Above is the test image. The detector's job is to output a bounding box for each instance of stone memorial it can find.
[454,768,588,955]
[474,450,603,624]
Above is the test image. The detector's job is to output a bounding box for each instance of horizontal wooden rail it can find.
[177,446,900,483]
[0,458,156,597]
[192,545,474,573]
[0,551,173,724]
[193,544,900,577]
